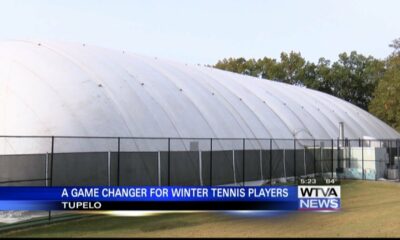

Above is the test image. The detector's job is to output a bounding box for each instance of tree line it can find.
[214,38,400,132]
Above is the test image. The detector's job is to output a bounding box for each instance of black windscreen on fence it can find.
[0,137,399,187]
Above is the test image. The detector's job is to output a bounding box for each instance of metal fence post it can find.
[107,151,111,186]
[117,137,120,186]
[389,140,393,168]
[337,138,340,172]
[50,136,54,187]
[313,139,316,178]
[397,139,400,182]
[361,139,364,180]
[243,138,245,186]
[270,139,272,185]
[293,139,296,181]
[168,138,171,186]
[49,136,54,223]
[349,140,352,169]
[45,153,49,187]
[397,139,399,160]
[210,138,213,186]
[331,139,334,179]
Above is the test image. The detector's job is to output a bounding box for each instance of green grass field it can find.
[2,180,400,238]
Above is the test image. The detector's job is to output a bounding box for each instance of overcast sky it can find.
[0,0,399,65]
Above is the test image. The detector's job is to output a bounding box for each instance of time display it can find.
[300,178,317,185]
[299,178,338,185]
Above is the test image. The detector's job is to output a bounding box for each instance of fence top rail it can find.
[0,135,399,142]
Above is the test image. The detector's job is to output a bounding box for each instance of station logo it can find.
[298,185,341,210]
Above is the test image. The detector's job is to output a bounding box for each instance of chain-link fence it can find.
[0,136,399,226]
[1,136,399,186]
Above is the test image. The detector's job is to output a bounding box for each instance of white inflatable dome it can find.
[0,40,399,142]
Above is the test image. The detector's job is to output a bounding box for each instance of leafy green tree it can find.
[328,51,385,109]
[255,57,282,80]
[369,39,400,131]
[278,51,306,85]
[215,51,309,84]
[214,57,248,75]
[313,58,333,93]
[389,37,400,56]
[214,57,261,77]
[213,51,384,110]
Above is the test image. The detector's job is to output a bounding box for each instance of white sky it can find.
[0,0,399,64]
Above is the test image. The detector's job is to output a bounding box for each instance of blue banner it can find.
[0,186,341,211]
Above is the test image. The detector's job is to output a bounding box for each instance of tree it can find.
[214,51,308,84]
[278,51,306,85]
[213,51,384,110]
[314,58,333,93]
[389,37,400,56]
[369,39,400,131]
[255,57,282,80]
[328,51,385,109]
[214,57,261,77]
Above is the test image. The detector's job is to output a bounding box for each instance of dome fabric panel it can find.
[0,40,399,141]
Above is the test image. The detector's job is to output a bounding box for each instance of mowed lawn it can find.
[2,180,400,238]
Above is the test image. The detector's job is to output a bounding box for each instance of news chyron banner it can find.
[0,184,340,212]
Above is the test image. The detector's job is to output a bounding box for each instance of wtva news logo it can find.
[298,185,341,211]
